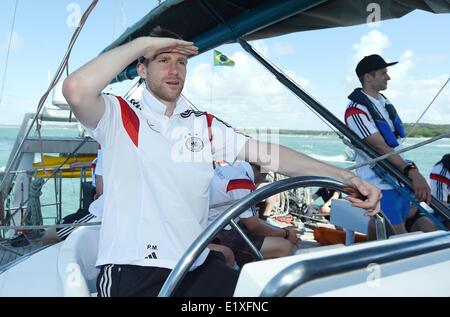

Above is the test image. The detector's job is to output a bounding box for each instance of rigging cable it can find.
[35,1,99,175]
[0,0,99,197]
[0,0,19,106]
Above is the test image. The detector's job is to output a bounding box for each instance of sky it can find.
[0,0,449,130]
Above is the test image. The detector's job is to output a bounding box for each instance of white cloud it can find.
[345,30,391,87]
[184,42,316,129]
[351,30,390,61]
[1,32,24,51]
[345,30,450,125]
[389,73,450,125]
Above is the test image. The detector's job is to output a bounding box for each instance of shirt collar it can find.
[141,88,189,117]
[362,90,386,106]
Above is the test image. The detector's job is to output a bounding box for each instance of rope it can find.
[23,178,44,238]
[0,0,19,106]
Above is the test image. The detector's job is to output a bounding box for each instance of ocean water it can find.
[1,127,449,224]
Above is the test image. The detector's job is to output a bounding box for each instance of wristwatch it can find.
[403,162,417,177]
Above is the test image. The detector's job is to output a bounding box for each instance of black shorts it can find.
[214,227,265,267]
[55,208,96,240]
[96,251,239,297]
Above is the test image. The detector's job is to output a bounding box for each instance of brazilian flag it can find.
[214,50,235,67]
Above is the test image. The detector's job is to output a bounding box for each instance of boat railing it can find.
[260,230,450,297]
[0,112,97,239]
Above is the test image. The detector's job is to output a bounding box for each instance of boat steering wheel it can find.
[158,176,389,297]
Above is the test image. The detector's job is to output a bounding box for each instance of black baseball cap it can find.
[356,54,398,77]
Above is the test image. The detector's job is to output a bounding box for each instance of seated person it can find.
[42,150,103,245]
[429,154,450,229]
[255,178,279,220]
[209,162,300,267]
[311,187,342,217]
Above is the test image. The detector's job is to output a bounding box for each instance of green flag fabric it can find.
[214,50,235,67]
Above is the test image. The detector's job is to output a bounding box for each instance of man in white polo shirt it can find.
[63,27,381,297]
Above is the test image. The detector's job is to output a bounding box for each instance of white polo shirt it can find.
[345,92,405,190]
[208,162,256,230]
[88,89,248,269]
[430,163,450,204]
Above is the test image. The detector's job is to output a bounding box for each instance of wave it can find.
[310,154,352,163]
[279,134,336,139]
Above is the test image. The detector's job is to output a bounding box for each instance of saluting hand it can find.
[143,37,199,59]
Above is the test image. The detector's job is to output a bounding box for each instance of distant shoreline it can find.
[238,128,335,136]
[239,124,450,138]
[1,124,448,138]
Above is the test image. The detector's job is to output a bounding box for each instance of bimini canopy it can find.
[101,0,450,82]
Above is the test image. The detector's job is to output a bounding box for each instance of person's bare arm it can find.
[262,194,277,217]
[237,139,381,215]
[364,133,431,203]
[241,217,299,245]
[63,37,198,129]
[321,191,341,210]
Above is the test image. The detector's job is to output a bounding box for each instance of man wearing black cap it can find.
[345,54,432,234]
